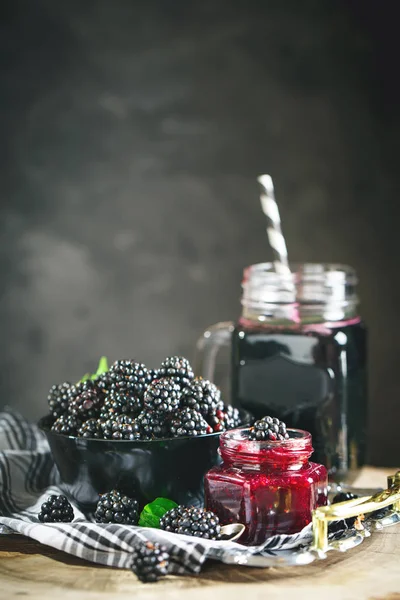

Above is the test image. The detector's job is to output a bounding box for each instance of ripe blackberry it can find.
[158,356,194,387]
[95,372,112,395]
[332,491,358,504]
[99,391,142,420]
[222,405,242,429]
[77,418,103,439]
[206,405,242,433]
[143,378,181,414]
[47,382,71,419]
[147,369,159,383]
[38,494,74,523]
[109,360,152,398]
[67,380,102,419]
[249,416,289,441]
[94,490,139,524]
[136,410,169,439]
[160,506,221,540]
[131,541,170,583]
[101,414,142,440]
[328,491,359,533]
[181,378,221,416]
[169,408,212,438]
[51,414,82,435]
[158,505,188,532]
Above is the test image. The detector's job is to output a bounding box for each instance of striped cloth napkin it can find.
[0,408,315,574]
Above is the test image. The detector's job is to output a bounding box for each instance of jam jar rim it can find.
[219,427,314,467]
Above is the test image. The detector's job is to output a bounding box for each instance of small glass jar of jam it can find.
[204,427,328,545]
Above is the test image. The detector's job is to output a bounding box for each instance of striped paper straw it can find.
[257,174,296,298]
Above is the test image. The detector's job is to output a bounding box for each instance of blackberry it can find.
[249,416,289,441]
[38,494,74,523]
[143,378,181,414]
[158,356,194,387]
[136,410,169,439]
[181,378,221,416]
[332,492,358,504]
[147,369,159,383]
[169,408,212,438]
[101,414,142,440]
[109,360,152,398]
[206,405,242,433]
[329,491,359,533]
[131,541,170,583]
[222,405,242,429]
[95,372,112,395]
[158,505,188,532]
[94,490,139,524]
[77,418,103,439]
[160,506,221,540]
[47,382,71,419]
[51,414,82,435]
[99,391,142,420]
[67,380,102,419]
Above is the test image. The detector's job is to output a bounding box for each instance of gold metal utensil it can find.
[312,470,400,552]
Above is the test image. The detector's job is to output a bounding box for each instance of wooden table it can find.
[1,467,399,600]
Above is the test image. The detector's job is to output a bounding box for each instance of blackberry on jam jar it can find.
[204,427,328,545]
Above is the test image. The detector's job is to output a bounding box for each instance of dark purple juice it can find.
[231,318,367,476]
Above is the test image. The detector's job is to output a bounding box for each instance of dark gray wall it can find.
[1,0,399,465]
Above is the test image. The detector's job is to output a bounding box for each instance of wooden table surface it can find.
[0,467,399,600]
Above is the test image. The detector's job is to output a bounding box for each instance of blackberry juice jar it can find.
[196,263,367,480]
[204,427,328,545]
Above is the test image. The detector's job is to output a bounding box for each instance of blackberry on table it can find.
[99,391,142,420]
[158,356,194,387]
[169,408,212,438]
[77,418,103,439]
[67,380,103,419]
[131,541,170,583]
[248,416,289,441]
[94,490,139,524]
[181,378,221,416]
[109,360,152,398]
[101,414,142,440]
[328,491,359,533]
[160,506,221,540]
[38,494,74,523]
[136,410,169,439]
[47,382,71,419]
[51,414,82,435]
[158,505,188,532]
[143,378,181,414]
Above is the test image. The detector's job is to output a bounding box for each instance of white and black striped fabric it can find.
[0,408,316,573]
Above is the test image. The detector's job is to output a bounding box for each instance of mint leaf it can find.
[138,497,178,528]
[95,356,109,377]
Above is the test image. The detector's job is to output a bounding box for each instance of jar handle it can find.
[194,321,234,382]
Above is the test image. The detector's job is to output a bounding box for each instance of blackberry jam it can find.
[204,428,327,545]
[196,263,367,480]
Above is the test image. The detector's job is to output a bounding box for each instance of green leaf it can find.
[95,356,109,377]
[138,497,178,528]
[80,373,91,382]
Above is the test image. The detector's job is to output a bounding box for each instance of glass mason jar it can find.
[204,427,328,545]
[196,263,367,480]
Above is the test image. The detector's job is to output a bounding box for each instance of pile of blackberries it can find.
[46,356,243,441]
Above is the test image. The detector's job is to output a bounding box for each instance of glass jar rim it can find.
[242,262,358,285]
[219,427,313,467]
[221,427,312,451]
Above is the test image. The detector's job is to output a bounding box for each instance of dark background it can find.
[1,0,399,465]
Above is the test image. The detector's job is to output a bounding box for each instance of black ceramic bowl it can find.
[39,410,252,510]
